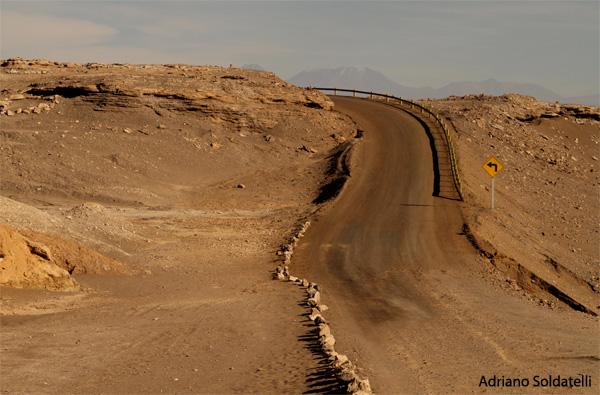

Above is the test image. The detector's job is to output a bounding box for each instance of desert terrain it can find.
[0,58,357,394]
[1,58,598,394]
[424,94,599,313]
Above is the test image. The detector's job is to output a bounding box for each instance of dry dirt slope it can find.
[0,58,357,394]
[1,58,598,394]
[424,94,599,314]
[0,223,125,291]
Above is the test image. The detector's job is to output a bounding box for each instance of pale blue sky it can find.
[1,0,598,96]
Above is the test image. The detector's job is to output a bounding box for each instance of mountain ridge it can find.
[287,67,598,106]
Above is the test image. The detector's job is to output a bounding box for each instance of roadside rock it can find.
[273,217,373,394]
[0,224,78,291]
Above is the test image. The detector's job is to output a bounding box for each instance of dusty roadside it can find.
[2,59,598,394]
[423,94,599,315]
[287,95,598,395]
[0,58,356,393]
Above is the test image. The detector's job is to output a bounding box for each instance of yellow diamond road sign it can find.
[483,156,503,177]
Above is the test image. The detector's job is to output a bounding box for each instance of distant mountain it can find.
[242,64,265,71]
[288,67,435,98]
[287,67,596,106]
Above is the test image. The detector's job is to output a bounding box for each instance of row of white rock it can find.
[0,94,59,116]
[274,220,373,395]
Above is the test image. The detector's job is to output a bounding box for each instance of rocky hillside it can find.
[423,94,599,313]
[0,58,356,292]
[0,58,351,207]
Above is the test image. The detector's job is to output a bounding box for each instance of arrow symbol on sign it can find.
[487,162,498,172]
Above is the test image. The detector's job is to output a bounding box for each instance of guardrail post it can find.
[353,91,356,97]
[333,88,337,96]
[370,92,373,99]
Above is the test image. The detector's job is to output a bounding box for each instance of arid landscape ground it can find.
[424,94,599,314]
[1,59,598,394]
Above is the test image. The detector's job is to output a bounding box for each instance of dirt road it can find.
[294,96,598,394]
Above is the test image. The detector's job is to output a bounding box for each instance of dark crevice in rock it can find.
[27,85,99,98]
[304,101,324,109]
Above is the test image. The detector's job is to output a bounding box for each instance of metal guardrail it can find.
[308,87,464,201]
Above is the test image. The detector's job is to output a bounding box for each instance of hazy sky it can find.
[1,0,598,96]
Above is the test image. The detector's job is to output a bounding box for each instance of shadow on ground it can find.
[297,296,347,394]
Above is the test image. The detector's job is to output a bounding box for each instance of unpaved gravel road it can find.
[294,96,598,394]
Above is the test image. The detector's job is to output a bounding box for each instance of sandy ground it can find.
[0,59,355,394]
[1,59,598,394]
[423,95,599,314]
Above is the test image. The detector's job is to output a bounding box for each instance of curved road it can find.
[294,97,597,394]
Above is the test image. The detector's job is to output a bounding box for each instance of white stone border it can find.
[274,220,373,395]
[0,94,59,116]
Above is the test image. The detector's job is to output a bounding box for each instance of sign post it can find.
[482,156,503,209]
[491,178,495,209]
